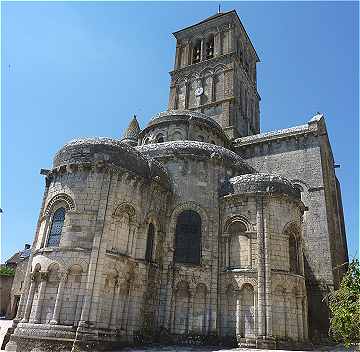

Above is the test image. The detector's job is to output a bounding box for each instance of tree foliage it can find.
[0,265,15,277]
[328,259,360,347]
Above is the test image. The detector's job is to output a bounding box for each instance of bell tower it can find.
[168,10,261,139]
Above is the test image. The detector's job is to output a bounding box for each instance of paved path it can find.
[0,320,12,351]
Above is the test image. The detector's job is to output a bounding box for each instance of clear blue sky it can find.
[1,2,358,261]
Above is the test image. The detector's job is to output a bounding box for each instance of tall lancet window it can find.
[285,224,301,275]
[289,233,300,274]
[47,207,65,247]
[145,223,155,262]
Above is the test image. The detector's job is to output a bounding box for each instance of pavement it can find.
[0,320,357,352]
[0,320,12,351]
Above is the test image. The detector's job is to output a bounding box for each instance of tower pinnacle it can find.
[121,115,140,146]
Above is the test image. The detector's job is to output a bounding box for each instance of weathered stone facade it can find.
[5,10,347,352]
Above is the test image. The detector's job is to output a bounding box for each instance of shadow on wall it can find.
[304,255,331,342]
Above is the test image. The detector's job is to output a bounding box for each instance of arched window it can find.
[228,221,249,269]
[175,210,201,264]
[285,223,301,275]
[289,233,300,274]
[205,35,214,59]
[145,223,155,262]
[192,40,201,64]
[156,134,164,143]
[293,184,305,203]
[47,207,65,247]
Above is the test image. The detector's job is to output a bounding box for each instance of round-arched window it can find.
[285,224,301,275]
[47,207,65,247]
[192,40,202,64]
[156,134,164,143]
[227,221,249,268]
[174,210,201,264]
[206,34,214,59]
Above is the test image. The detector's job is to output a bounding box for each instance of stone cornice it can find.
[234,123,317,148]
[234,114,328,148]
[169,53,234,79]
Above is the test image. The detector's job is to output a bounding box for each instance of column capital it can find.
[59,271,68,281]
[40,271,49,281]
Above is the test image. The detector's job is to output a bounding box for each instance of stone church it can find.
[5,9,348,352]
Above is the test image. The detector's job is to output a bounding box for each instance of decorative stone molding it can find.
[223,215,254,233]
[168,201,208,239]
[112,202,137,222]
[43,193,75,217]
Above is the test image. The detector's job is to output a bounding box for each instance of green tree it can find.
[0,266,15,277]
[328,259,360,347]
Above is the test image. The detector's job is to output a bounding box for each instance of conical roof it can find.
[122,115,140,141]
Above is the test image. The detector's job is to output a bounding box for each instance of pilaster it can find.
[50,272,68,325]
[31,272,48,324]
[21,274,37,323]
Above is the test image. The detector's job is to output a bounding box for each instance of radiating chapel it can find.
[6,10,348,352]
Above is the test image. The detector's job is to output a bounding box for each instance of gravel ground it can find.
[0,320,357,352]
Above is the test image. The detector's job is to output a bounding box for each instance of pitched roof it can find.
[173,10,234,35]
[173,9,260,62]
[6,248,30,265]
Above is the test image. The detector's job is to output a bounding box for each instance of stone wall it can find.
[0,275,13,316]
[8,258,28,319]
[219,190,307,344]
[234,116,348,339]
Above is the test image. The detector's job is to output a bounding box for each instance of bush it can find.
[328,259,360,347]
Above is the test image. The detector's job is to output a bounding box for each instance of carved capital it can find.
[60,271,69,282]
[40,272,49,282]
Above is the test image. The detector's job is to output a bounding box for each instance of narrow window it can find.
[47,207,65,247]
[206,35,214,59]
[228,221,249,268]
[289,233,300,274]
[145,223,155,262]
[175,210,201,264]
[156,134,164,143]
[192,40,201,64]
